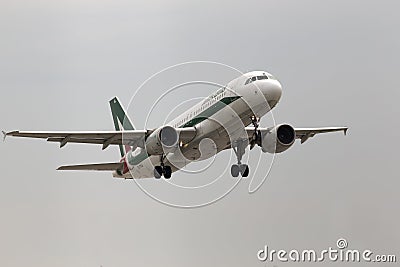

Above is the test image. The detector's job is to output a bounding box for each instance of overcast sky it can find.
[1,0,399,266]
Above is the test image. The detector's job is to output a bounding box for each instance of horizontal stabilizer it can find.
[57,162,123,171]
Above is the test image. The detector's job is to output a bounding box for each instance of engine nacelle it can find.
[145,125,179,155]
[261,124,296,153]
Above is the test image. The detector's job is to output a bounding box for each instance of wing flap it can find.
[57,162,124,171]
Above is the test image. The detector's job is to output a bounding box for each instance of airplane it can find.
[3,71,347,179]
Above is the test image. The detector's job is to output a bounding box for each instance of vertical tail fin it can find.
[109,97,135,157]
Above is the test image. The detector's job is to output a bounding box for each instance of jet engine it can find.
[261,124,296,153]
[145,125,179,155]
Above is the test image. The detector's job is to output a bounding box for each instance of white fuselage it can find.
[117,71,282,178]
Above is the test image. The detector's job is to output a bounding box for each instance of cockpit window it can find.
[245,75,269,85]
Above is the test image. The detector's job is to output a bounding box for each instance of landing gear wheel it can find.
[163,166,172,179]
[231,164,240,177]
[154,166,163,179]
[240,164,249,177]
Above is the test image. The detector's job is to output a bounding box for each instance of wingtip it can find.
[2,131,6,142]
[344,127,348,136]
[57,165,69,171]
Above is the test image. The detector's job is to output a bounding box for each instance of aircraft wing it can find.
[245,126,348,144]
[3,127,197,149]
[293,127,348,143]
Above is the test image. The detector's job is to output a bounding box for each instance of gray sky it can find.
[1,0,399,266]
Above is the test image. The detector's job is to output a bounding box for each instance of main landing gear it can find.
[154,154,172,179]
[231,139,249,177]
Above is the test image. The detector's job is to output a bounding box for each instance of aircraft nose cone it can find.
[264,80,282,108]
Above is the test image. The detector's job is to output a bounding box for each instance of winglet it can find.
[344,128,348,135]
[2,131,7,142]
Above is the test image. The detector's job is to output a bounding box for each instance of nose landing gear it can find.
[249,115,260,150]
